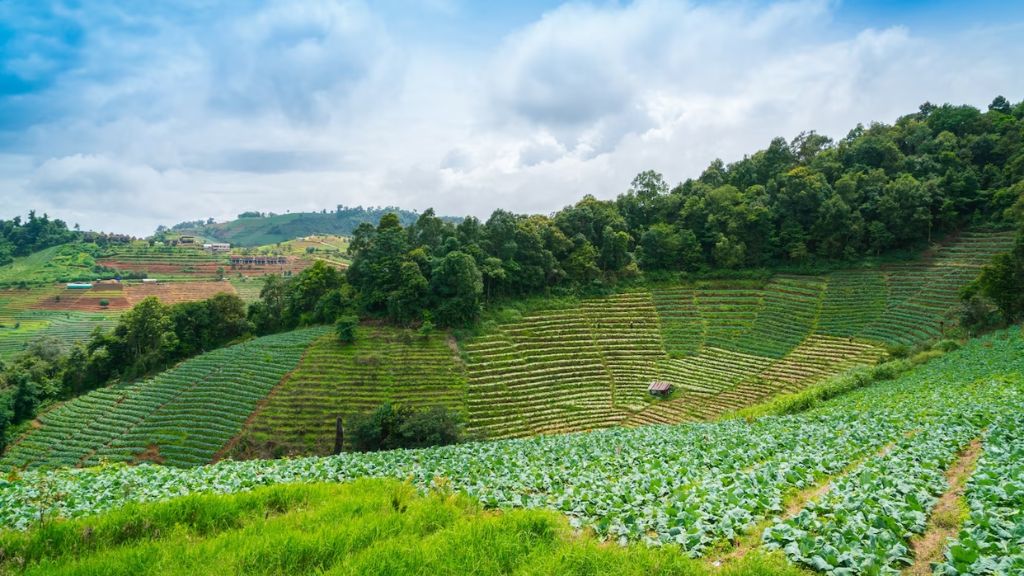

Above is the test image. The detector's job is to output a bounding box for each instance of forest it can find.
[343,98,1024,326]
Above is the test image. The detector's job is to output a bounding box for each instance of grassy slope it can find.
[0,478,807,576]
[178,210,425,247]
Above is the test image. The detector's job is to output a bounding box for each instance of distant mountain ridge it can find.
[161,206,459,247]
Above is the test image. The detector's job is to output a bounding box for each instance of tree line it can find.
[0,294,251,451]
[0,211,79,267]
[340,97,1024,327]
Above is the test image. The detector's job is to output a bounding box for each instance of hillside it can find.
[2,229,1013,466]
[0,480,805,576]
[2,326,1020,575]
[0,238,330,362]
[165,207,435,247]
[0,328,326,468]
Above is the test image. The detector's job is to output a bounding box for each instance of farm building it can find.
[66,282,94,289]
[648,380,673,397]
[230,255,288,266]
[203,243,231,252]
[177,235,197,245]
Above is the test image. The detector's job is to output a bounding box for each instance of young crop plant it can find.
[0,327,1019,560]
[932,408,1024,575]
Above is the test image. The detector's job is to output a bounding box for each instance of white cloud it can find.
[1,0,1023,235]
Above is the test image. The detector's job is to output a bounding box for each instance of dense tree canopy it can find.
[0,211,78,266]
[339,97,1024,326]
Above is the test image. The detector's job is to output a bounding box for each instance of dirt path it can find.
[708,437,904,568]
[902,437,983,576]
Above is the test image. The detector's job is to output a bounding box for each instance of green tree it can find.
[335,314,359,344]
[969,233,1024,322]
[637,224,682,270]
[429,251,483,327]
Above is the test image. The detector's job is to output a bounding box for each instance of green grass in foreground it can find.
[0,478,807,576]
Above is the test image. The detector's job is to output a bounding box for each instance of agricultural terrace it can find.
[0,327,327,469]
[0,287,118,362]
[96,243,227,280]
[0,245,107,287]
[0,228,1011,455]
[231,327,466,458]
[464,230,1014,437]
[2,328,1020,576]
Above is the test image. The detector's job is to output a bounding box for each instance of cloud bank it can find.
[1,0,1022,235]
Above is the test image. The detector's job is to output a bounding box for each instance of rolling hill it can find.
[2,228,1013,467]
[165,207,448,247]
[2,325,1021,575]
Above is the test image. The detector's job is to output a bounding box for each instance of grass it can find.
[0,478,810,576]
[0,245,107,287]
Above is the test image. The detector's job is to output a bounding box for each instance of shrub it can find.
[884,343,910,359]
[347,403,463,452]
[335,315,358,344]
[99,299,110,307]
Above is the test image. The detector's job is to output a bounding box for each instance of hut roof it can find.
[648,380,672,393]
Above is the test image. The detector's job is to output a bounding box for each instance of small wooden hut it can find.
[648,380,673,397]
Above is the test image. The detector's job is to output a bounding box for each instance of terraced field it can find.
[97,244,228,280]
[467,230,1015,436]
[3,327,1021,576]
[231,328,466,458]
[0,287,119,362]
[2,229,1014,463]
[464,292,664,439]
[0,328,325,469]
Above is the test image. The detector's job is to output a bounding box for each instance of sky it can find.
[1,0,1023,236]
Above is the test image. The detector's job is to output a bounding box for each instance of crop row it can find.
[0,328,325,469]
[0,326,1018,561]
[235,327,466,456]
[764,418,980,574]
[932,409,1024,575]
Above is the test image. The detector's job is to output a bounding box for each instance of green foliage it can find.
[335,314,358,344]
[966,230,1024,323]
[347,402,463,452]
[0,479,809,576]
[429,251,482,327]
[0,211,78,267]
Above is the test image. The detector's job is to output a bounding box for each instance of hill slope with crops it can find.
[1,229,1012,466]
[2,325,1021,576]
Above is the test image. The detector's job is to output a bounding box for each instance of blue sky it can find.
[1,0,1023,235]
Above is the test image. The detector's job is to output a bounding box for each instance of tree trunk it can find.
[333,416,344,455]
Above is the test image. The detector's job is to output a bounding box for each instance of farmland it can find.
[0,328,326,469]
[464,230,1014,436]
[2,229,1009,456]
[1,327,1020,575]
[230,327,465,458]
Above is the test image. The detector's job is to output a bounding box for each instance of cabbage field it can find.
[1,328,1022,575]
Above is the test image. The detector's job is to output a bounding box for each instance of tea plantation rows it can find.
[2,327,1020,576]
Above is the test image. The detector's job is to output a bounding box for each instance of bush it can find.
[335,315,358,344]
[884,343,910,359]
[99,299,110,307]
[347,403,463,452]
